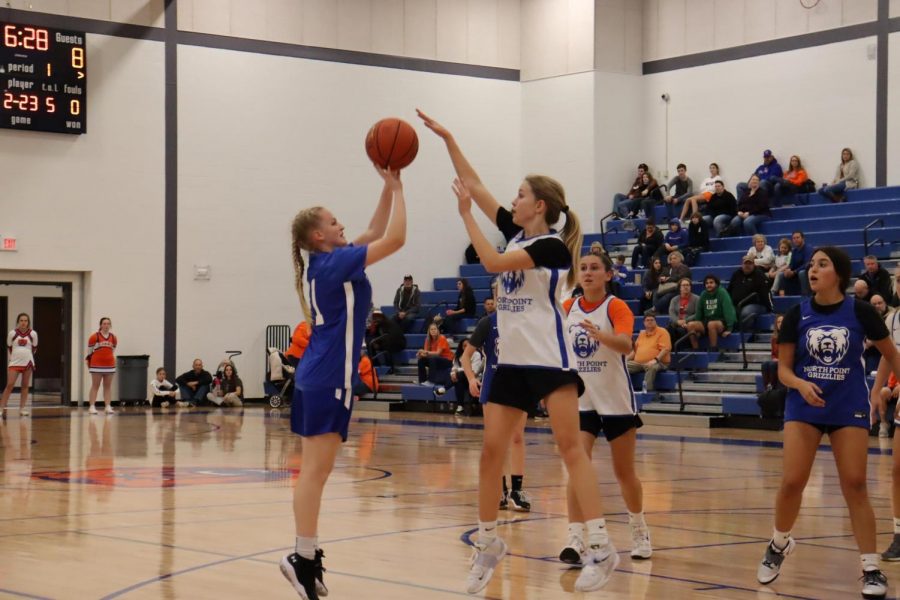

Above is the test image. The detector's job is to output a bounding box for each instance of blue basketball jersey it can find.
[297,244,372,390]
[785,297,870,428]
[479,313,499,405]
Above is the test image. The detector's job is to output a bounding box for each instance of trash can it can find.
[117,355,150,404]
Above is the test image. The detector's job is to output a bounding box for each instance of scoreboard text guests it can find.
[1,22,86,134]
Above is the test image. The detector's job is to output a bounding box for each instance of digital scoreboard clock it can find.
[1,21,86,134]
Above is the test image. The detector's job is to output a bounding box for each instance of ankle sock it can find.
[772,529,791,550]
[295,536,317,560]
[511,475,523,492]
[586,518,610,548]
[628,511,646,527]
[479,520,498,546]
[568,522,585,540]
[861,553,880,572]
[893,517,900,534]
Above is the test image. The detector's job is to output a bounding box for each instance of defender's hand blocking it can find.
[416,109,452,140]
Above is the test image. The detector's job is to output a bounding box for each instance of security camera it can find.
[661,93,670,102]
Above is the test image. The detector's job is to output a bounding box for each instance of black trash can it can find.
[117,355,150,404]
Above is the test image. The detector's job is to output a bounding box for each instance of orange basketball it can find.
[365,118,419,171]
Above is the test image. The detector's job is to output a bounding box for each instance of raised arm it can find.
[353,165,395,246]
[417,109,503,224]
[365,167,407,267]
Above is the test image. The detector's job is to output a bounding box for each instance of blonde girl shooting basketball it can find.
[280,166,406,600]
[419,109,618,594]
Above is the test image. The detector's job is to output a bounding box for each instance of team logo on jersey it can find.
[569,324,599,358]
[806,326,850,366]
[500,270,526,295]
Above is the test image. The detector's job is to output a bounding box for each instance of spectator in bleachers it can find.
[747,234,775,271]
[854,279,871,301]
[627,313,671,392]
[818,147,859,203]
[877,372,899,438]
[680,163,722,221]
[760,314,784,390]
[631,220,664,269]
[417,323,453,387]
[872,294,890,319]
[624,172,663,219]
[284,321,310,367]
[451,339,483,414]
[612,163,650,218]
[654,251,691,313]
[891,265,900,308]
[686,274,736,352]
[771,155,810,202]
[354,349,379,398]
[729,175,771,237]
[392,274,421,332]
[769,238,793,295]
[737,149,783,198]
[662,163,694,222]
[367,310,406,372]
[443,278,477,333]
[684,212,710,267]
[655,218,688,261]
[728,255,773,328]
[639,257,664,314]
[482,296,496,317]
[702,180,738,236]
[667,278,699,349]
[859,256,893,301]
[863,295,890,373]
[782,230,812,296]
[612,253,629,285]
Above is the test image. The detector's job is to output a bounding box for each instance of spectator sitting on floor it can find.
[392,274,421,332]
[175,358,212,407]
[729,174,771,237]
[625,172,663,219]
[684,212,710,267]
[284,321,310,368]
[150,367,178,408]
[891,265,900,308]
[859,255,893,301]
[819,147,859,203]
[451,339,483,414]
[769,238,793,295]
[737,149,783,197]
[443,278,477,333]
[781,230,813,296]
[654,251,691,313]
[727,255,774,328]
[667,278,699,350]
[686,274,736,352]
[417,323,453,388]
[701,179,737,236]
[367,309,406,372]
[639,257,664,314]
[612,163,650,218]
[854,279,871,301]
[353,348,379,398]
[747,234,775,271]
[680,163,722,221]
[655,218,688,261]
[631,220,664,269]
[207,362,243,407]
[770,155,809,201]
[761,315,784,390]
[662,163,694,222]
[627,313,672,393]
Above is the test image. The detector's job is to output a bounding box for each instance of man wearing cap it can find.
[737,150,783,198]
[727,255,773,328]
[393,274,421,332]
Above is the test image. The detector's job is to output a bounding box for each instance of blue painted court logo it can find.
[569,323,599,358]
[500,270,526,295]
[806,326,850,366]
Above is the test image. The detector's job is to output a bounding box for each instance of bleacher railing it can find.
[863,218,885,258]
[599,211,617,250]
[735,292,760,370]
[671,332,695,412]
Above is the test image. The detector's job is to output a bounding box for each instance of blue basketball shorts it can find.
[290,386,354,442]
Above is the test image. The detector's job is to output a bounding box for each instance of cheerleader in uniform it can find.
[420,109,617,594]
[1,313,38,418]
[560,251,652,564]
[756,246,900,599]
[86,318,118,414]
[280,166,406,600]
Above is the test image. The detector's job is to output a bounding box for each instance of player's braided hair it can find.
[291,207,323,325]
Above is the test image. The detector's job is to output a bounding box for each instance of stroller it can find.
[264,347,295,408]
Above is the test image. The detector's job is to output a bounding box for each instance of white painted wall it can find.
[0,284,63,333]
[178,44,521,396]
[640,37,877,194]
[643,0,877,62]
[520,0,594,80]
[10,0,165,27]
[890,31,900,186]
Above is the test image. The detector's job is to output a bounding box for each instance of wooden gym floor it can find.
[0,407,895,599]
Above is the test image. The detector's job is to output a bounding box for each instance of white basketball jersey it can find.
[565,296,636,415]
[495,232,577,370]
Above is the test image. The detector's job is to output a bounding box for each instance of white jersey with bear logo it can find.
[495,231,577,370]
[565,296,636,415]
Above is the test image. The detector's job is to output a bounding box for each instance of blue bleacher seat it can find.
[722,396,760,416]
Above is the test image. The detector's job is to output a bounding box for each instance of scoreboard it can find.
[1,21,86,134]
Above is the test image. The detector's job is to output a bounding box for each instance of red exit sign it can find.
[1,237,17,251]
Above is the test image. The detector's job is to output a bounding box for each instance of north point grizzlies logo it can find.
[569,324,599,358]
[500,270,526,295]
[806,326,850,366]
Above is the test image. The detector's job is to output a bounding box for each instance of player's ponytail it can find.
[525,174,583,288]
[291,207,323,326]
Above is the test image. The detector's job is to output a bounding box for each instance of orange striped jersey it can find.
[87,331,118,371]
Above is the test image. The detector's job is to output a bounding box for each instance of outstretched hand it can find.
[374,164,402,190]
[416,109,452,140]
[452,178,472,215]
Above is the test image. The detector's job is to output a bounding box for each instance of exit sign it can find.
[1,237,17,251]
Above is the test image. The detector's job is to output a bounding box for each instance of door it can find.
[33,297,63,399]
[0,296,6,389]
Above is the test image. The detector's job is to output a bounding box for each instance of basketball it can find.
[365,118,419,170]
